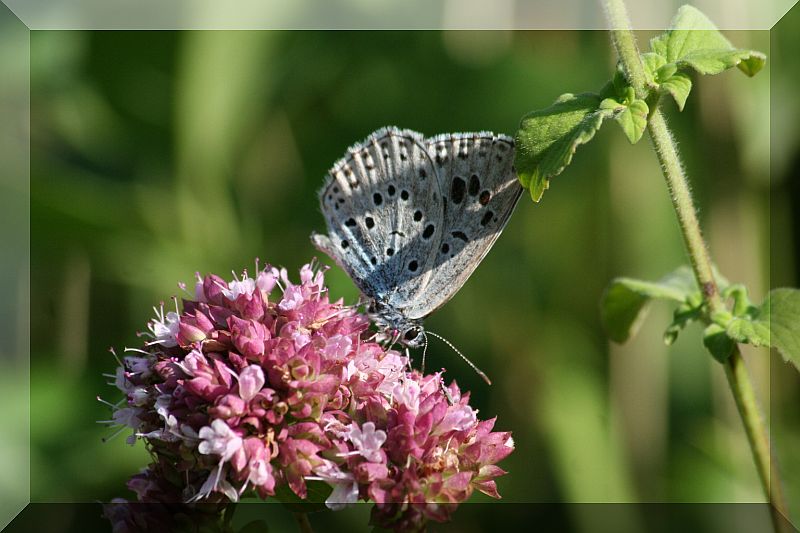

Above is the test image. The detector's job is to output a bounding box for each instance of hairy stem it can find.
[602,0,649,100]
[602,0,787,523]
[647,110,723,308]
[725,351,787,517]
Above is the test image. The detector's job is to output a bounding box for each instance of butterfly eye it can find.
[404,328,421,342]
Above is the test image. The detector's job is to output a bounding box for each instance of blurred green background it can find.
[13,11,800,533]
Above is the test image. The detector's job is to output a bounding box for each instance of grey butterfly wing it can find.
[312,127,445,305]
[400,132,522,320]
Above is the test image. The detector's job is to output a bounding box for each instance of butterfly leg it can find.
[404,348,413,373]
[386,330,401,352]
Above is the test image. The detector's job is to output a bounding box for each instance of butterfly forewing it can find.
[315,127,444,305]
[400,133,522,320]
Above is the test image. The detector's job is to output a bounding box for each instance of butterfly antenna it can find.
[426,331,492,385]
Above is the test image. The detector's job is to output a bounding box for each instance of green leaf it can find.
[649,5,766,78]
[601,266,697,343]
[601,84,649,144]
[515,92,614,202]
[703,323,736,363]
[613,98,649,143]
[641,52,667,86]
[640,51,691,111]
[726,315,770,347]
[655,63,678,82]
[710,287,799,371]
[659,5,732,60]
[680,49,766,77]
[664,301,702,345]
[763,288,800,370]
[723,284,752,317]
[659,72,692,111]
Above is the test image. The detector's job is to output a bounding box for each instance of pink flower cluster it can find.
[106,261,513,531]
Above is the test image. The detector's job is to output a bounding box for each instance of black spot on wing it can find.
[451,177,466,204]
[469,174,480,196]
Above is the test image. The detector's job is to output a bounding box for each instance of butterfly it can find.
[311,126,522,358]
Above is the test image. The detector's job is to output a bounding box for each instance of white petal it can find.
[325,481,359,511]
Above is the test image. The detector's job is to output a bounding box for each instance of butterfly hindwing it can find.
[399,132,522,320]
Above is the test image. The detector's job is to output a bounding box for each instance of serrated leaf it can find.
[649,5,766,78]
[515,92,613,202]
[765,288,800,370]
[703,323,735,363]
[659,72,692,111]
[601,266,698,343]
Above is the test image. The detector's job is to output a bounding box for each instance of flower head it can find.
[104,260,514,532]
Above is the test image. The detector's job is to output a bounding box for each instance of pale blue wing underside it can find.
[313,127,444,308]
[313,127,521,321]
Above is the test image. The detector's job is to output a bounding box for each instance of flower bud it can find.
[228,316,268,360]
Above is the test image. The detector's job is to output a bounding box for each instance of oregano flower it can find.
[103,260,514,531]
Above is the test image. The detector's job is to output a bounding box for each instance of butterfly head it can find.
[399,325,425,347]
[368,300,426,348]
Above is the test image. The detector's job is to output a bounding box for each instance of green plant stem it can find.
[603,0,649,100]
[725,351,787,513]
[293,512,314,533]
[223,503,237,529]
[602,0,788,524]
[647,110,723,308]
[651,110,789,530]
